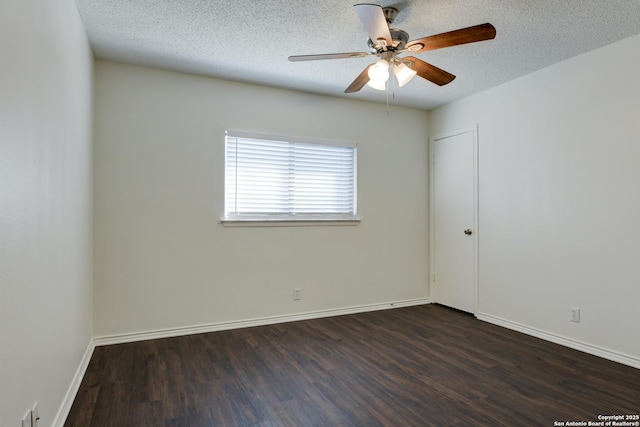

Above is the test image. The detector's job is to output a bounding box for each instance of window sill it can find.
[220,218,361,228]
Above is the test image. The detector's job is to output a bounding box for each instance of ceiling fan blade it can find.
[344,64,373,93]
[288,52,370,62]
[405,23,496,53]
[403,56,456,86]
[354,4,392,47]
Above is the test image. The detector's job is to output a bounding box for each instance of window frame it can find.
[222,130,359,227]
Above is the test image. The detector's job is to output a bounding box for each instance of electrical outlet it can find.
[293,288,301,300]
[570,307,580,323]
[31,402,39,427]
[22,410,32,427]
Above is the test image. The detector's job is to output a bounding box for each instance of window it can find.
[224,130,357,223]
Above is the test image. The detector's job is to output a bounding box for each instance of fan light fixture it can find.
[366,60,418,91]
[366,59,389,90]
[393,62,417,87]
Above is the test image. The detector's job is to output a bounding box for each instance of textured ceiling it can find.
[75,0,640,110]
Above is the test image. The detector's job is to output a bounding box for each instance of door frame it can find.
[429,125,479,315]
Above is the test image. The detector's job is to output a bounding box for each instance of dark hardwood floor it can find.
[65,305,639,426]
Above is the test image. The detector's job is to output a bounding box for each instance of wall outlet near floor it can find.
[293,288,301,300]
[570,307,580,323]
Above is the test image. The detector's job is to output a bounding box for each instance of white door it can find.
[430,127,477,314]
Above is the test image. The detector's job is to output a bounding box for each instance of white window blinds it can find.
[225,131,357,221]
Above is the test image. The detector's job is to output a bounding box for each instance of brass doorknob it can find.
[464,229,473,235]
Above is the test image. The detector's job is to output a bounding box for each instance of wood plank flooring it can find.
[65,305,639,426]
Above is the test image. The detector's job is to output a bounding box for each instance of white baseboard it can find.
[52,339,96,427]
[94,298,432,347]
[477,312,640,369]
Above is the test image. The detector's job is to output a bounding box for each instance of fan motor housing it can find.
[368,28,410,52]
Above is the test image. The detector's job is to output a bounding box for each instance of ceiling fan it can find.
[288,4,496,93]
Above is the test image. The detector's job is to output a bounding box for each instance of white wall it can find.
[429,34,640,363]
[93,61,430,337]
[0,0,94,425]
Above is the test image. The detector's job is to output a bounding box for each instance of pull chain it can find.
[386,67,396,116]
[386,84,390,115]
[386,65,393,115]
